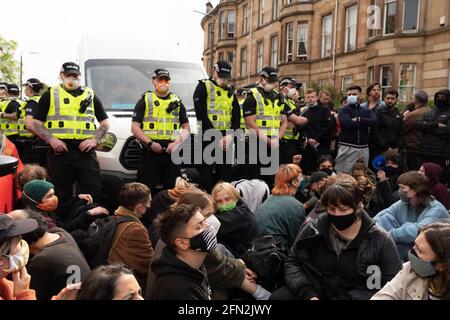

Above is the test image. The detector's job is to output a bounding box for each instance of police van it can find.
[78,34,206,210]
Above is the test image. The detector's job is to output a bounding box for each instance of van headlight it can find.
[96,132,117,152]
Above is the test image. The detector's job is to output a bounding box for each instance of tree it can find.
[0,35,19,82]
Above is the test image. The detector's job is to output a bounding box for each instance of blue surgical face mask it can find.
[347,95,358,105]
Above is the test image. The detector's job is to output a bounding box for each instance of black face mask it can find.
[327,211,357,231]
[435,99,448,109]
[384,165,399,177]
[188,225,217,253]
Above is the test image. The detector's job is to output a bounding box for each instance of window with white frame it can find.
[403,0,419,32]
[322,15,332,58]
[380,65,393,98]
[345,5,357,52]
[286,0,293,5]
[399,64,416,102]
[272,0,279,20]
[220,11,226,39]
[241,47,248,77]
[257,42,264,73]
[259,0,265,26]
[384,0,396,35]
[286,23,294,62]
[227,11,235,38]
[271,36,279,67]
[342,76,353,92]
[368,67,375,84]
[297,22,308,60]
[243,4,249,34]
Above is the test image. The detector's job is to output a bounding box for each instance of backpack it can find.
[241,235,288,292]
[83,215,135,268]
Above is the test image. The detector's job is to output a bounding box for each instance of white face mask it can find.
[62,76,80,91]
[205,215,221,236]
[287,88,297,99]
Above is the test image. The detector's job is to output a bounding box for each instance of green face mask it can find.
[218,201,237,213]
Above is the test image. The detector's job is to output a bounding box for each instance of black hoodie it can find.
[150,246,211,300]
[415,89,450,158]
[284,210,402,300]
[216,200,260,258]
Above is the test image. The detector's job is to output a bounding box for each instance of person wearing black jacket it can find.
[372,89,404,157]
[301,88,334,174]
[415,89,450,185]
[270,177,402,300]
[193,61,241,192]
[211,182,259,257]
[335,85,378,174]
[151,204,216,300]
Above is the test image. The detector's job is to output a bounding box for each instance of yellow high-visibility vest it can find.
[203,80,234,131]
[18,95,40,138]
[250,88,284,137]
[142,91,181,141]
[45,86,96,140]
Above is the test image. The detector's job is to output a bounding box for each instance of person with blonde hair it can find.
[256,164,306,248]
[211,182,259,258]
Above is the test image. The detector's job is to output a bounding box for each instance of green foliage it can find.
[0,35,19,82]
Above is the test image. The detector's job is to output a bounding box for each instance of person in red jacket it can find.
[0,132,24,213]
[0,214,37,300]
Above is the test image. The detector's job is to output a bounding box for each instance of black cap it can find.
[23,78,42,91]
[259,67,278,83]
[152,68,171,80]
[214,60,232,79]
[7,84,20,95]
[280,76,297,87]
[0,82,7,91]
[180,168,201,187]
[60,62,81,75]
[0,215,38,244]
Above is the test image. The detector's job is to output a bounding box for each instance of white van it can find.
[78,34,206,207]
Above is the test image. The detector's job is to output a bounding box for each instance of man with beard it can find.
[372,89,404,157]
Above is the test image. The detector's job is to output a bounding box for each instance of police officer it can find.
[0,84,23,149]
[131,68,190,192]
[242,67,289,186]
[279,77,308,164]
[19,78,45,164]
[193,60,240,192]
[32,62,110,204]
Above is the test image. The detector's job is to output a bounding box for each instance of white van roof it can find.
[78,32,201,65]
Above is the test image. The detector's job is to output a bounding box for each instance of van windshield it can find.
[84,59,205,111]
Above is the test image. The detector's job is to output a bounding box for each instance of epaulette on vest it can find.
[141,90,152,98]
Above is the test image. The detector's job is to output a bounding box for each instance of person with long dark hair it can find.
[375,172,450,260]
[373,222,450,300]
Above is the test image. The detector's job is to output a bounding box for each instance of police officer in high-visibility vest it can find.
[131,68,190,192]
[279,77,308,165]
[19,78,46,165]
[32,62,110,204]
[242,67,290,187]
[193,60,241,192]
[0,84,23,149]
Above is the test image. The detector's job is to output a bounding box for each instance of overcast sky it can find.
[0,0,220,85]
